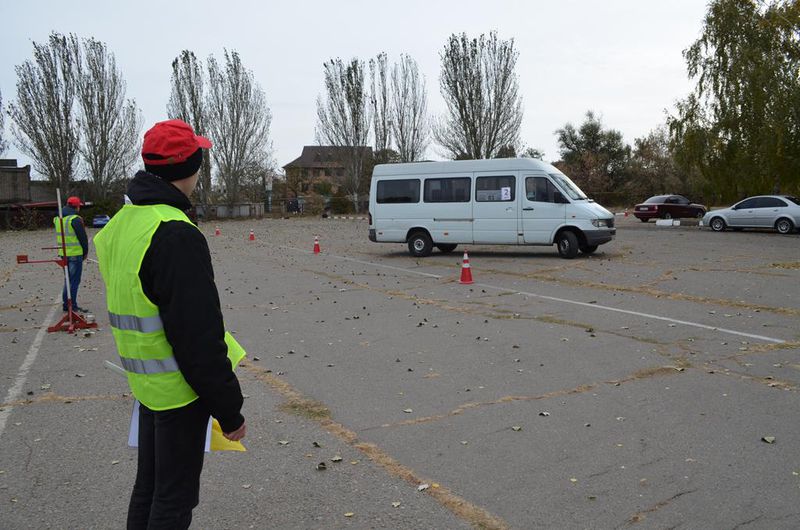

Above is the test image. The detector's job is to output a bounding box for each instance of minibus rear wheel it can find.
[408,231,433,257]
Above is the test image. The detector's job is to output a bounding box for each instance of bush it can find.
[330,195,354,214]
[81,197,124,222]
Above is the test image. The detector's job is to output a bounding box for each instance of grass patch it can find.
[279,397,331,420]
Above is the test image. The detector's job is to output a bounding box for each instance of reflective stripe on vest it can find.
[108,312,164,333]
[119,355,180,374]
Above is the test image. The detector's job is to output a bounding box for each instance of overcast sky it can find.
[1,0,710,175]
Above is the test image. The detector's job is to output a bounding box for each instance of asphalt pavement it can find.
[1,215,798,529]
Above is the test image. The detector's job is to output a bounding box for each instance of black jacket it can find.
[127,171,244,433]
[59,206,89,258]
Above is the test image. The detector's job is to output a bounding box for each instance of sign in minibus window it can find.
[424,177,471,202]
[476,176,515,202]
[376,179,420,203]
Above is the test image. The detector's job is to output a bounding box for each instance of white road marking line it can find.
[0,301,60,439]
[478,284,785,344]
[286,246,786,344]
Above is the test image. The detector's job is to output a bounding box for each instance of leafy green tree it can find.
[554,111,630,193]
[520,147,544,160]
[669,0,800,201]
[625,127,685,199]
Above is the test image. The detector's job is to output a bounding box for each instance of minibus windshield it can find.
[549,173,588,200]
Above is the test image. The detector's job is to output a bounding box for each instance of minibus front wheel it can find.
[407,230,433,257]
[556,230,579,259]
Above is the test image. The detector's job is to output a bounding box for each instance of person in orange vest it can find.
[94,120,246,528]
[54,196,89,312]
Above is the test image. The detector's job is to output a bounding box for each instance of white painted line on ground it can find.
[0,300,60,440]
[477,283,785,344]
[285,246,786,344]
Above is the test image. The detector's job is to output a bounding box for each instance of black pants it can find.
[127,399,209,530]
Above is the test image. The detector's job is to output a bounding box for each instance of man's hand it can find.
[223,421,246,441]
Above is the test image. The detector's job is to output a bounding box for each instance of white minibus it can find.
[368,158,615,259]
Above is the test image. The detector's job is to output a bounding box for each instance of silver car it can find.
[700,195,800,234]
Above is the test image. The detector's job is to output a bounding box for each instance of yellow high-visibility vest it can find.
[53,215,83,257]
[94,203,245,410]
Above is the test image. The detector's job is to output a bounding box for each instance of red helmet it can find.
[67,196,81,207]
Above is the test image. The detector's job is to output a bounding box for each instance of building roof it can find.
[283,146,373,170]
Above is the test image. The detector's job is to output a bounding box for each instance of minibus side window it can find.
[525,177,558,203]
[475,176,515,202]
[424,177,471,202]
[376,179,420,203]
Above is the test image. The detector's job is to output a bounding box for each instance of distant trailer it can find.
[0,201,59,230]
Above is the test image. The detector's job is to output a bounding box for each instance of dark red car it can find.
[633,195,706,222]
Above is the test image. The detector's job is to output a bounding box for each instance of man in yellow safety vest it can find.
[94,119,246,529]
[54,195,89,312]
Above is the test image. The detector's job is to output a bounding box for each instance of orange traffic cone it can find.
[249,229,255,241]
[215,226,221,236]
[313,236,321,254]
[459,250,474,284]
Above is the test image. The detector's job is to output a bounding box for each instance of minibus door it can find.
[521,175,567,244]
[472,173,518,244]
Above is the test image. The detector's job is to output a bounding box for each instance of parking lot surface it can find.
[1,216,799,528]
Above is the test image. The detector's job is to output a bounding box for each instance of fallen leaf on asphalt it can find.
[312,441,321,448]
[403,408,413,413]
[344,512,354,517]
[417,484,430,491]
[762,436,776,444]
[391,501,401,508]
[75,373,85,378]
[539,411,550,417]
[278,440,290,445]
[350,460,359,465]
[331,456,342,463]
[242,484,251,489]
[511,426,522,431]
[570,478,578,483]
[111,460,120,465]
[460,441,468,445]
[316,462,327,471]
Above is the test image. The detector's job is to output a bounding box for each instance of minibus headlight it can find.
[591,218,609,228]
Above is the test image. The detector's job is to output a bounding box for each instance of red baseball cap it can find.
[142,119,212,166]
[67,196,81,207]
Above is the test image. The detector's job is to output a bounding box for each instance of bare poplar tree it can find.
[8,32,80,190]
[206,50,272,206]
[316,58,371,210]
[370,52,391,162]
[435,31,523,159]
[74,37,142,199]
[168,51,212,210]
[391,55,430,162]
[0,89,8,155]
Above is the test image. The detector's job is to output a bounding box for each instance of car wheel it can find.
[556,231,579,259]
[775,218,795,235]
[709,217,726,232]
[639,218,649,223]
[407,231,433,257]
[696,211,705,219]
[580,244,598,255]
[663,212,672,220]
[435,243,457,254]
